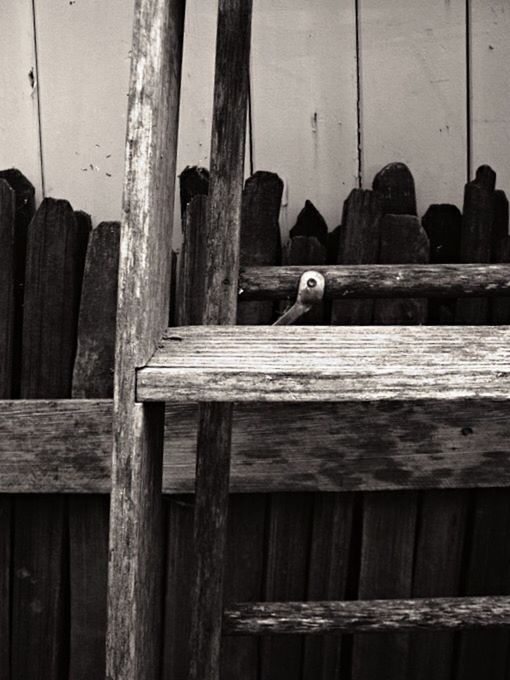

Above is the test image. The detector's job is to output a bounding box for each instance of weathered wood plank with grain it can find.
[138,325,510,402]
[189,3,253,679]
[223,596,510,634]
[239,263,510,300]
[106,0,185,678]
[1,399,510,493]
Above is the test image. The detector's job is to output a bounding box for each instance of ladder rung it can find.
[239,264,510,300]
[137,325,510,402]
[223,596,510,635]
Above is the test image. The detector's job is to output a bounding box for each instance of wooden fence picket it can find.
[69,221,120,679]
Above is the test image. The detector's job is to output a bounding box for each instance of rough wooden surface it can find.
[139,325,510,402]
[1,399,510,493]
[189,3,253,679]
[331,189,382,324]
[13,196,89,680]
[70,221,119,680]
[238,263,510,300]
[106,0,185,678]
[353,209,429,680]
[223,596,510,634]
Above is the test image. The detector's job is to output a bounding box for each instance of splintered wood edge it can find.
[223,596,510,635]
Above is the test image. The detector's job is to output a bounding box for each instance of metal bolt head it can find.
[307,277,317,288]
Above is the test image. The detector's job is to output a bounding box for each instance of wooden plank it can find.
[359,0,467,214]
[409,201,465,680]
[0,181,15,398]
[189,2,253,678]
[0,178,14,680]
[223,596,510,634]
[454,213,510,680]
[69,221,119,680]
[221,171,283,678]
[372,163,417,216]
[456,165,496,324]
[138,325,510,403]
[422,204,462,324]
[12,196,89,680]
[239,263,510,300]
[0,170,35,397]
[353,213,428,680]
[330,189,382,324]
[261,206,325,680]
[106,0,185,677]
[470,0,510,204]
[0,1,43,202]
[1,398,510,494]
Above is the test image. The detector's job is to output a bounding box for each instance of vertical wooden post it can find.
[106,0,185,678]
[189,2,253,679]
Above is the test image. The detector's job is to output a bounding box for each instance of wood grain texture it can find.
[223,596,510,634]
[2,399,510,494]
[13,196,89,680]
[189,3,253,679]
[70,221,119,680]
[177,195,208,326]
[239,263,510,301]
[353,211,428,680]
[107,0,185,678]
[139,325,510,402]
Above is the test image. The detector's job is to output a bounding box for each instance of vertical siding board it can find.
[32,0,134,223]
[358,0,467,215]
[250,0,359,238]
[0,0,43,202]
[470,1,510,199]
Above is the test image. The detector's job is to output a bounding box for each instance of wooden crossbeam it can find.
[1,399,509,494]
[138,325,510,402]
[239,263,510,299]
[223,597,510,635]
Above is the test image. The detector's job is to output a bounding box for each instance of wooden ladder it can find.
[106,1,510,678]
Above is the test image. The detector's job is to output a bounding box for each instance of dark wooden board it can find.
[12,197,89,680]
[372,162,417,216]
[69,221,119,680]
[0,180,14,399]
[331,188,382,324]
[353,211,429,680]
[1,399,510,494]
[189,3,253,679]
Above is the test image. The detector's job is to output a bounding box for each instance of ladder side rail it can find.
[106,1,186,678]
[189,2,253,679]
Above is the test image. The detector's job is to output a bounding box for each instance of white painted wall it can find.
[1,0,509,242]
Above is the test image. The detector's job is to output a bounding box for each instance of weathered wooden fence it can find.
[0,162,509,680]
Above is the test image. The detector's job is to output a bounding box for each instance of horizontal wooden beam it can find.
[1,399,509,493]
[239,264,510,300]
[138,325,510,402]
[223,596,510,635]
